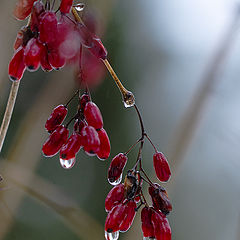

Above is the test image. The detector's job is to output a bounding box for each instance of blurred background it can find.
[1,0,240,239]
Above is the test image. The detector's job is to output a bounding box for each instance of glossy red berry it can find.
[40,46,53,72]
[80,94,90,111]
[84,102,103,129]
[151,210,171,240]
[42,126,69,157]
[108,153,128,185]
[60,0,74,14]
[45,105,68,132]
[14,0,37,20]
[119,200,136,232]
[60,133,82,160]
[39,11,58,44]
[105,184,125,212]
[89,37,108,60]
[48,47,66,69]
[14,28,24,51]
[81,126,100,155]
[24,38,43,71]
[73,119,86,133]
[97,128,111,160]
[148,184,172,216]
[105,203,126,233]
[141,207,155,238]
[8,47,26,81]
[30,0,45,32]
[153,152,171,182]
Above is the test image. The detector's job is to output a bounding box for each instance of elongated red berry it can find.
[30,0,45,32]
[81,126,100,155]
[60,0,74,14]
[74,119,86,133]
[105,203,126,233]
[24,38,43,71]
[89,37,108,60]
[14,28,24,51]
[141,207,155,238]
[39,11,58,44]
[60,133,82,160]
[105,184,125,212]
[119,200,136,232]
[108,153,128,185]
[84,102,103,129]
[45,105,68,132]
[80,94,90,111]
[153,152,171,182]
[14,0,37,20]
[97,128,110,160]
[148,184,172,215]
[8,47,26,81]
[42,126,69,157]
[48,47,66,69]
[151,210,171,240]
[40,46,53,72]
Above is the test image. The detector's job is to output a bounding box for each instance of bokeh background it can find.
[1,0,240,239]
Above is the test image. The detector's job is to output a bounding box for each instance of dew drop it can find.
[105,231,119,240]
[75,3,85,11]
[60,158,76,169]
[123,91,135,108]
[108,174,122,186]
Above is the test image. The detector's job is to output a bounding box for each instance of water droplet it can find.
[123,91,135,108]
[105,231,119,240]
[60,158,76,169]
[75,3,85,11]
[108,174,122,186]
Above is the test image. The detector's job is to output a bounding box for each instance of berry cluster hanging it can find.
[8,0,173,239]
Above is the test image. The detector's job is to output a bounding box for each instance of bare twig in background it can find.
[168,7,240,177]
[0,161,103,239]
[0,81,19,152]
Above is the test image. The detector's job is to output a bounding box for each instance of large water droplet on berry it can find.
[60,158,76,169]
[75,3,85,11]
[108,174,122,186]
[105,231,119,240]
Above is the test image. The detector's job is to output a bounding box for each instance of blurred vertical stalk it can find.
[0,82,19,152]
[168,6,240,176]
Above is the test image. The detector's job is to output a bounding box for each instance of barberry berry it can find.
[97,128,111,160]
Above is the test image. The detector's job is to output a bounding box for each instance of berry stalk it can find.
[0,81,20,152]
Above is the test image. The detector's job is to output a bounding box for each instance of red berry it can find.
[14,28,24,51]
[84,102,103,129]
[30,0,45,32]
[73,119,86,133]
[81,126,100,155]
[89,37,108,60]
[24,38,43,71]
[105,184,125,212]
[80,94,90,111]
[45,105,68,132]
[8,47,26,81]
[42,126,69,157]
[48,47,66,69]
[151,210,171,240]
[14,0,38,20]
[119,200,136,232]
[105,203,126,233]
[141,207,155,238]
[153,152,171,182]
[108,153,128,185]
[97,128,111,160]
[77,23,95,48]
[60,133,82,160]
[40,46,53,72]
[39,11,58,44]
[60,0,74,14]
[148,184,172,216]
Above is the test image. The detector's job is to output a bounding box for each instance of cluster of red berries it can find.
[42,92,110,169]
[9,0,107,82]
[104,135,172,239]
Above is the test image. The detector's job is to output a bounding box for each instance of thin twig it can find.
[0,81,20,152]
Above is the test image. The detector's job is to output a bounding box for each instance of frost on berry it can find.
[42,126,69,157]
[81,125,100,155]
[84,102,103,130]
[60,0,74,14]
[148,184,172,216]
[141,207,155,239]
[14,0,38,20]
[8,47,26,81]
[119,200,137,232]
[105,184,125,212]
[108,153,128,185]
[153,152,171,182]
[97,128,111,160]
[24,38,43,71]
[45,105,68,133]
